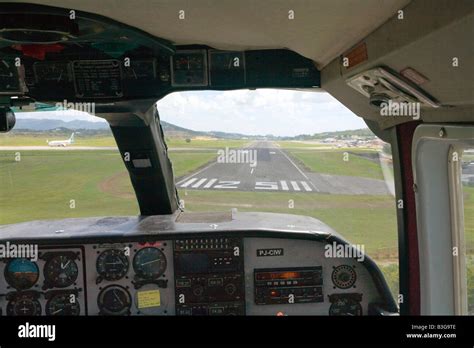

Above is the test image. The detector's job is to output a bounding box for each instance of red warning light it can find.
[12,44,65,60]
[276,311,285,316]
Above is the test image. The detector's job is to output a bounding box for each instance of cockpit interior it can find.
[0,1,473,334]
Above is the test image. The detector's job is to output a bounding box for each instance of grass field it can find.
[287,149,385,180]
[0,150,137,223]
[0,133,250,149]
[0,134,116,147]
[0,149,216,224]
[464,186,474,247]
[277,140,378,152]
[169,151,216,178]
[178,189,398,254]
[276,141,327,149]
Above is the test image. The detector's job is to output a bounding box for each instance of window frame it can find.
[412,124,474,315]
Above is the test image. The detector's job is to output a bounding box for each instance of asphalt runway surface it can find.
[176,141,392,195]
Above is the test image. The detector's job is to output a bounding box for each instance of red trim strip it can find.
[397,122,421,315]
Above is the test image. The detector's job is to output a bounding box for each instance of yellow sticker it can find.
[137,290,161,309]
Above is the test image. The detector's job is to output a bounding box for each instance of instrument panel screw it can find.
[438,128,446,137]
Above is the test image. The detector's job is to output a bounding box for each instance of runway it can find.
[176,141,391,195]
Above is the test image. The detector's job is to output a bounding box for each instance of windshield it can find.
[0,89,398,297]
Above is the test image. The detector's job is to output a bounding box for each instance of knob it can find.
[225,283,236,295]
[193,286,204,297]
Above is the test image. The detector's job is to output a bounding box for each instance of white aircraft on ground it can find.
[47,133,75,147]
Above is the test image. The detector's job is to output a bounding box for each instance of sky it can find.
[17,90,366,137]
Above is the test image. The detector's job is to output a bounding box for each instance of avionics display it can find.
[173,237,245,315]
[254,267,323,305]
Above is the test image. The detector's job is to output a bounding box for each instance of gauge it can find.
[43,254,79,288]
[97,285,131,315]
[328,295,362,316]
[96,249,130,281]
[46,293,80,316]
[331,265,357,289]
[4,258,39,290]
[34,61,70,83]
[133,247,167,280]
[171,50,207,86]
[7,295,42,316]
[0,59,20,93]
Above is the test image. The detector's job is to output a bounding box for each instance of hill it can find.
[12,118,373,140]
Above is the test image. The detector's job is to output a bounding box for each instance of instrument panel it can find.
[0,48,320,101]
[0,233,395,316]
[1,247,85,316]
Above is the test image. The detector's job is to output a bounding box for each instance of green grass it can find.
[464,186,474,247]
[71,137,116,147]
[277,141,378,152]
[169,152,216,179]
[178,189,398,255]
[467,255,474,314]
[0,150,216,225]
[277,141,326,149]
[0,150,137,224]
[0,134,250,149]
[0,134,117,147]
[288,149,385,180]
[379,263,399,299]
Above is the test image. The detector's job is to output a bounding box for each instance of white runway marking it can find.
[180,178,197,187]
[277,147,320,192]
[179,177,317,192]
[192,178,207,188]
[175,160,218,185]
[301,181,312,191]
[255,182,279,190]
[290,181,301,191]
[203,178,217,188]
[214,180,240,189]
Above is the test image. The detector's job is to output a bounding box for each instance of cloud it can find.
[14,90,366,136]
[157,89,366,136]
